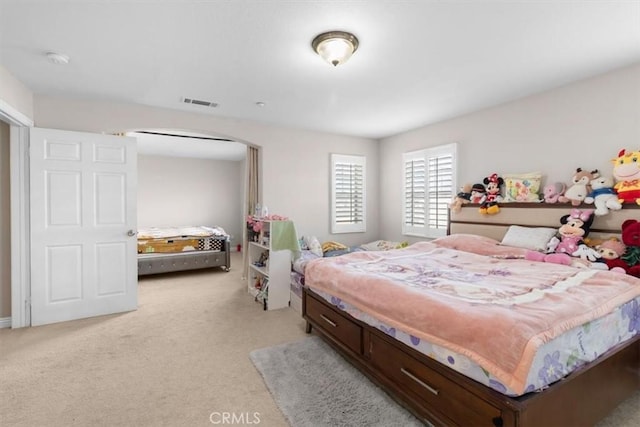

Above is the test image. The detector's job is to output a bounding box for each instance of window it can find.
[403,143,456,238]
[331,154,366,233]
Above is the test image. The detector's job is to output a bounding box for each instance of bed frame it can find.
[138,238,231,275]
[303,204,640,427]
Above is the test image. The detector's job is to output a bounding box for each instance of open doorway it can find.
[130,129,246,247]
[128,129,247,276]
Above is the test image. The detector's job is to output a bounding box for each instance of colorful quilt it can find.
[137,226,228,254]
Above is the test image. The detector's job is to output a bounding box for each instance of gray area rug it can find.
[250,335,423,427]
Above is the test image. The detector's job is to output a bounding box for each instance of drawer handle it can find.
[400,367,439,396]
[320,314,337,328]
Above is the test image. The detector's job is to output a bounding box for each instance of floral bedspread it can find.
[305,241,640,395]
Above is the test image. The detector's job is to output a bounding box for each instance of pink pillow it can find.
[432,234,527,258]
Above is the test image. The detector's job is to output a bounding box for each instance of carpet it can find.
[250,335,423,427]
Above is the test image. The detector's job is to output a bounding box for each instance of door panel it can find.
[30,127,137,326]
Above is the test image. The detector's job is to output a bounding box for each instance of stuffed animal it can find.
[584,175,621,216]
[479,173,503,215]
[526,209,596,266]
[558,168,599,206]
[595,238,627,273]
[543,182,566,203]
[449,183,472,213]
[612,149,640,205]
[554,209,596,255]
[618,219,640,277]
[470,183,487,204]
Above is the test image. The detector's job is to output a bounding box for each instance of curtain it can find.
[243,146,260,279]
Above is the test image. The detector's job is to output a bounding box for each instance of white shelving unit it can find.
[247,220,292,310]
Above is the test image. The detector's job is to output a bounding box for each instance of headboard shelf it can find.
[449,204,638,240]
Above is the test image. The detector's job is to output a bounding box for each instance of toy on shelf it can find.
[479,173,503,215]
[449,183,472,213]
[612,149,640,205]
[469,183,487,204]
[558,168,599,206]
[543,182,566,203]
[584,175,621,216]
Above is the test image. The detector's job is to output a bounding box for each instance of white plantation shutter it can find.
[403,143,456,237]
[331,154,366,233]
[403,154,426,235]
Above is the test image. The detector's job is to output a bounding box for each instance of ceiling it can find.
[1,0,639,142]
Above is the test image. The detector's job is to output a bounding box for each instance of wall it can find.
[0,121,10,317]
[0,65,34,121]
[380,63,640,242]
[33,97,380,247]
[138,155,243,242]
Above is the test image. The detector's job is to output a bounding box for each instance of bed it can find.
[302,205,640,427]
[137,226,231,275]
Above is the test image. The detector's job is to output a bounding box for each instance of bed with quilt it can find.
[290,238,381,313]
[302,205,640,427]
[137,226,230,275]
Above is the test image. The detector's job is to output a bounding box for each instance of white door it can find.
[30,127,137,326]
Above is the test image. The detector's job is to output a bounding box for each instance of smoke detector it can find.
[46,52,70,65]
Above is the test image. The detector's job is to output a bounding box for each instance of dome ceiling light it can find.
[311,31,359,67]
[46,52,70,65]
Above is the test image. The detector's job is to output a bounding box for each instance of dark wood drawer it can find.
[368,333,501,426]
[306,294,362,355]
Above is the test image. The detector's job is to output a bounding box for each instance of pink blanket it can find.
[304,241,640,395]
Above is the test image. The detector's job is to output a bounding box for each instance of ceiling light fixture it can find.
[46,52,70,65]
[311,31,359,67]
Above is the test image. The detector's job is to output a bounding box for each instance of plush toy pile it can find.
[447,148,639,222]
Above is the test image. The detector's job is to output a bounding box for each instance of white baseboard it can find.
[0,317,12,329]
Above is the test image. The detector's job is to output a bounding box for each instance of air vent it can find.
[182,97,218,108]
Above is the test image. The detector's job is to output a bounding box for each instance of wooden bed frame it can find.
[303,204,640,427]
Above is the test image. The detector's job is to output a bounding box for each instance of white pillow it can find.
[500,225,557,252]
[303,235,323,257]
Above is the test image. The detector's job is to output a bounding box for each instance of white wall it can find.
[33,97,380,247]
[380,63,640,242]
[0,121,10,317]
[0,65,34,121]
[137,155,243,242]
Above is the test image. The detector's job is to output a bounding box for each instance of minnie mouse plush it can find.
[526,209,597,266]
[479,173,504,215]
[553,209,596,255]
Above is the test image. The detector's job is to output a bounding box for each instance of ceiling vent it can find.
[182,97,218,108]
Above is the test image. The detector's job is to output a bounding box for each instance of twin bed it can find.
[137,226,231,275]
[301,205,639,426]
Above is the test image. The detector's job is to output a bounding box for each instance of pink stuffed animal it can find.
[543,182,566,203]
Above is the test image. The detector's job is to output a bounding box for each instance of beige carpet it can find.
[1,251,638,426]
[0,253,306,426]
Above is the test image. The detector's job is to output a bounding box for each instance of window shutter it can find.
[404,156,425,231]
[427,153,453,231]
[331,154,366,233]
[403,144,456,237]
